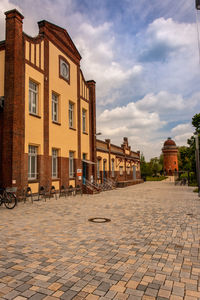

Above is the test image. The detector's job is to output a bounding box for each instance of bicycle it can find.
[0,187,17,209]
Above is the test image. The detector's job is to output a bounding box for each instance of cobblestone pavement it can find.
[0,181,200,300]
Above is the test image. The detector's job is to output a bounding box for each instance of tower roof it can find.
[163,137,176,147]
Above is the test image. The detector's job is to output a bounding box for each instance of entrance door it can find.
[133,166,136,180]
[82,154,87,184]
[103,160,106,182]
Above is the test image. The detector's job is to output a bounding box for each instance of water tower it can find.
[162,137,178,176]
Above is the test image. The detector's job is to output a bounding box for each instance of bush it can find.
[146,176,167,181]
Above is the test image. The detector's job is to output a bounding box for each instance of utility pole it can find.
[195,134,200,196]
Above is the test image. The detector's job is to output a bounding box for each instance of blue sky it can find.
[1,0,200,160]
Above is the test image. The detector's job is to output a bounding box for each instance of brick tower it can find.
[162,137,178,175]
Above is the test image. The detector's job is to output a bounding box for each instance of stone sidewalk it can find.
[0,181,199,300]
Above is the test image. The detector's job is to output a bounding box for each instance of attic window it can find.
[59,55,70,84]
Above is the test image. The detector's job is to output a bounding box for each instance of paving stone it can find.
[29,293,46,300]
[0,183,199,300]
[16,284,32,292]
[60,290,78,299]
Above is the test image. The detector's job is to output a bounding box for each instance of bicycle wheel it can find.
[4,192,17,209]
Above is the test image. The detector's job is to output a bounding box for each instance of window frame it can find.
[119,166,123,176]
[52,148,58,179]
[29,80,38,115]
[69,151,74,178]
[52,92,59,123]
[28,145,37,180]
[59,55,70,84]
[97,160,100,179]
[69,101,74,129]
[82,108,87,133]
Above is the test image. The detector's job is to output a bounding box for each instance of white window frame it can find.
[52,93,59,122]
[28,145,37,180]
[52,149,58,178]
[29,80,38,115]
[82,109,87,133]
[111,160,115,177]
[69,151,74,178]
[69,102,74,128]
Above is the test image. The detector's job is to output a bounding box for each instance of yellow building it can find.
[96,137,141,188]
[0,9,141,194]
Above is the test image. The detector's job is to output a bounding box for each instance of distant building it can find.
[0,9,142,193]
[162,137,178,175]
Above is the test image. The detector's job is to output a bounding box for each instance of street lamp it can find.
[194,134,200,196]
[196,0,200,10]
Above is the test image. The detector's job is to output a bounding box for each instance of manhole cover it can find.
[88,217,111,223]
[186,213,194,217]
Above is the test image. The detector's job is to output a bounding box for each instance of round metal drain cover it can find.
[88,217,111,223]
[186,213,194,217]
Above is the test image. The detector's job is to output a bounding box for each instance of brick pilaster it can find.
[87,80,96,181]
[2,9,26,190]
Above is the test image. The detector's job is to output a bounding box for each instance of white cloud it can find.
[0,0,21,40]
[147,17,195,49]
[171,123,193,146]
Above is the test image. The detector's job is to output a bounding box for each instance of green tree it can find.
[140,153,153,177]
[149,157,162,176]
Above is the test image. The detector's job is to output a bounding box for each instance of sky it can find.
[1,0,200,160]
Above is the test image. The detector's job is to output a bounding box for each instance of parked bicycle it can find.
[0,187,17,209]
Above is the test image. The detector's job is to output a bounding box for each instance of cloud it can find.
[74,22,143,106]
[1,1,199,161]
[139,18,196,62]
[0,0,22,40]
[171,123,194,146]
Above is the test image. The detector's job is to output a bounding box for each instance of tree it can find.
[177,113,200,176]
[149,157,162,176]
[192,114,200,133]
[140,153,153,177]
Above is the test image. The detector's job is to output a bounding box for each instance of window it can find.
[29,80,38,115]
[52,93,59,122]
[111,160,115,177]
[69,151,74,178]
[127,166,130,175]
[28,145,37,180]
[69,102,74,128]
[52,149,58,178]
[82,109,87,133]
[119,166,123,176]
[97,160,100,178]
[59,56,70,83]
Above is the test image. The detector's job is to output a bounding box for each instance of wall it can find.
[25,63,44,155]
[49,41,78,157]
[0,50,5,96]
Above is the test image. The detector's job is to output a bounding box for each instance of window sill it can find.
[52,178,60,181]
[28,179,38,183]
[82,131,88,135]
[52,121,61,126]
[69,177,75,180]
[69,127,76,131]
[29,113,41,119]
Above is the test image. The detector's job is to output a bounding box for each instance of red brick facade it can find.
[162,138,178,175]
